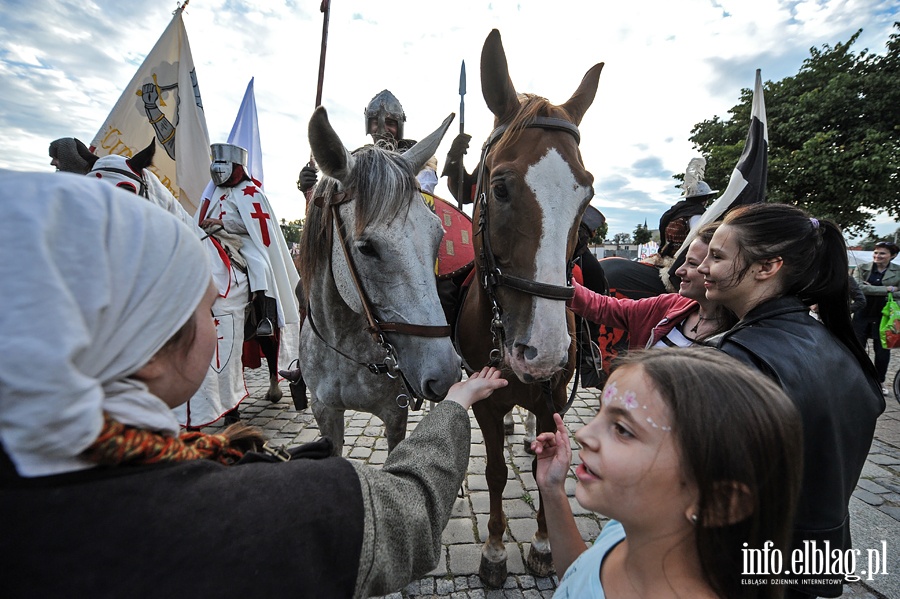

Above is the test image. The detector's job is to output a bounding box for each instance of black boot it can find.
[223,407,241,426]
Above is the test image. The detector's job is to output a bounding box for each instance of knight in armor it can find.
[657,157,718,258]
[298,90,427,194]
[49,137,95,174]
[201,143,301,349]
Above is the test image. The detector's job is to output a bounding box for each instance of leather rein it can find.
[473,116,581,365]
[308,190,450,410]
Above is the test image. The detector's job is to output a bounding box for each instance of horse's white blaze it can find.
[518,148,590,374]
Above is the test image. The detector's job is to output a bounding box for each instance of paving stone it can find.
[507,518,536,543]
[853,489,885,506]
[443,518,479,544]
[879,505,900,521]
[868,454,900,466]
[857,479,891,494]
[436,577,455,594]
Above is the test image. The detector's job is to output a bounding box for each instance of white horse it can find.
[297,107,462,455]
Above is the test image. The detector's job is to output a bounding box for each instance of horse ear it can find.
[560,63,604,126]
[480,29,519,122]
[130,139,156,172]
[308,106,354,185]
[402,113,455,174]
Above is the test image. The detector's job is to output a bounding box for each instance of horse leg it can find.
[527,490,554,576]
[526,411,556,576]
[257,335,283,403]
[523,411,536,455]
[503,409,514,435]
[474,404,510,588]
[312,399,345,457]
[379,403,409,454]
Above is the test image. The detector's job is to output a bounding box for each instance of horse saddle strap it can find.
[370,322,451,337]
[492,272,575,301]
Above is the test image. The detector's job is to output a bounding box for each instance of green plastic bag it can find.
[879,292,900,349]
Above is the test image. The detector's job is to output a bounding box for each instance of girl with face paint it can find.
[533,348,802,599]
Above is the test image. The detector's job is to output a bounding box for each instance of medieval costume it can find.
[0,171,475,598]
[204,143,301,377]
[49,137,94,174]
[658,157,718,258]
[88,146,249,428]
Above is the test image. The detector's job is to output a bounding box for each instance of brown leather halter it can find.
[473,116,583,364]
[309,190,451,410]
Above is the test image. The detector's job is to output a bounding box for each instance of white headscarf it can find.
[0,170,211,477]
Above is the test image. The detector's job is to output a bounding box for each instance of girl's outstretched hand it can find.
[532,413,572,492]
[445,367,508,410]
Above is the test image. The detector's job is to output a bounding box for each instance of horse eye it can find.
[492,182,509,202]
[356,240,379,258]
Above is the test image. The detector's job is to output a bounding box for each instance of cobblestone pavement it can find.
[208,353,900,599]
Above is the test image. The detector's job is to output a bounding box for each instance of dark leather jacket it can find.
[710,296,884,597]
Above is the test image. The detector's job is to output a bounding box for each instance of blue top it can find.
[553,520,626,598]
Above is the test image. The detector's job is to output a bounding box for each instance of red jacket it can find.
[569,281,698,348]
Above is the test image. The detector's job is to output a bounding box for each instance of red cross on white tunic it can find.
[250,202,271,246]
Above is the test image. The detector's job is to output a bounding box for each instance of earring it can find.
[690,513,698,525]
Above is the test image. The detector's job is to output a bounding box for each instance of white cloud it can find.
[0,0,897,238]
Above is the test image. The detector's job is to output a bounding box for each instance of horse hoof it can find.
[266,387,283,403]
[526,544,554,577]
[479,554,508,588]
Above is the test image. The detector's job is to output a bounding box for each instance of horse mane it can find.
[298,144,418,287]
[491,94,576,157]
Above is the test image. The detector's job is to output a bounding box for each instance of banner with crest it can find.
[90,6,210,213]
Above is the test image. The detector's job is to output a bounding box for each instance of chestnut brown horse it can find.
[455,29,603,586]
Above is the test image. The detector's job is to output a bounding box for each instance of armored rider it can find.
[201,143,301,342]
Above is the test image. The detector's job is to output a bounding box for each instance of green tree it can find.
[633,220,652,245]
[612,232,631,247]
[689,23,900,236]
[590,221,608,244]
[280,218,304,245]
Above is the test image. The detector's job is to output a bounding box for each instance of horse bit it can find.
[307,190,451,411]
[473,116,583,366]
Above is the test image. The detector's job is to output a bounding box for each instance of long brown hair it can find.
[615,347,803,599]
[721,203,876,380]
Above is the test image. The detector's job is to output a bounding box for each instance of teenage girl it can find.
[698,203,885,599]
[533,347,803,599]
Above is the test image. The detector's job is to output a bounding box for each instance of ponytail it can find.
[723,204,877,380]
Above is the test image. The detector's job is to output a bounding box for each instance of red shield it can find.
[425,193,475,279]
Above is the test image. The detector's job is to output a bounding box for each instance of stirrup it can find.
[256,317,275,337]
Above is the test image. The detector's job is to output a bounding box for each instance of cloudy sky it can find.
[1,0,897,240]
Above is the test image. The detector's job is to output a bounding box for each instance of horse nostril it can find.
[522,373,534,384]
[523,345,538,361]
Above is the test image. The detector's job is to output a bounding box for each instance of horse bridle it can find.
[308,190,451,410]
[473,116,582,365]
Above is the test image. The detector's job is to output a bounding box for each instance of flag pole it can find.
[309,0,331,169]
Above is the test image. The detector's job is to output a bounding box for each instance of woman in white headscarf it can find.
[0,170,506,599]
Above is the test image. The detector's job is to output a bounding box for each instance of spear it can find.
[457,60,466,211]
[309,0,331,169]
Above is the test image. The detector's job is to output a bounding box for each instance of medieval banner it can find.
[90,6,210,214]
[666,68,768,283]
[200,77,264,204]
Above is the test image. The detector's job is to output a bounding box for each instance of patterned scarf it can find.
[82,414,245,467]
